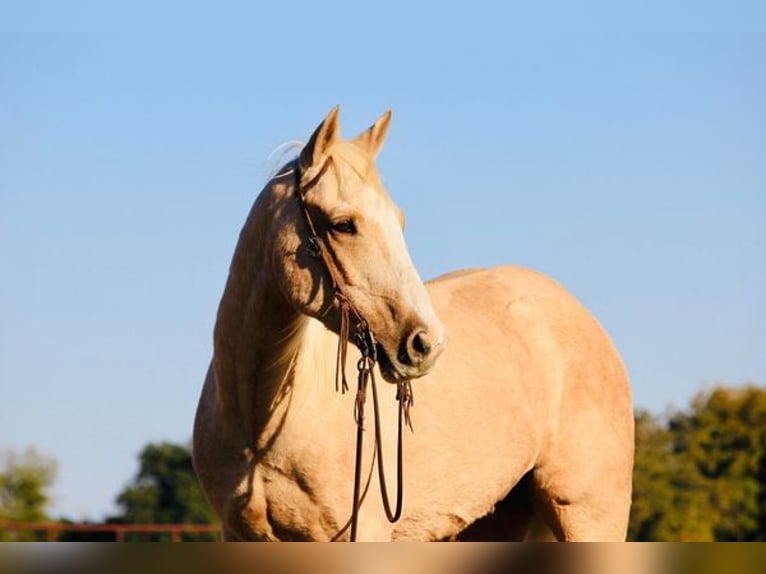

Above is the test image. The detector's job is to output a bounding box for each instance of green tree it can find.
[670,385,766,541]
[629,410,713,541]
[0,447,58,541]
[111,441,217,540]
[630,384,766,541]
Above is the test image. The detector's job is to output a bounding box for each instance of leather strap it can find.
[293,160,413,541]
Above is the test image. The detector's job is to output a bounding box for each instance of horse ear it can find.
[300,106,341,172]
[353,109,392,159]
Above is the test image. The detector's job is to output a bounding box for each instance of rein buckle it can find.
[307,236,322,258]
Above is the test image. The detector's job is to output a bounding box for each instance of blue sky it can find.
[1,2,764,520]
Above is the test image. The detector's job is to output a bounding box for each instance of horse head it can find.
[270,106,445,383]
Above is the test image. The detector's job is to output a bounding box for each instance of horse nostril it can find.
[398,328,438,368]
[410,329,431,358]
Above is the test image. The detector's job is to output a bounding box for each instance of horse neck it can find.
[212,187,337,446]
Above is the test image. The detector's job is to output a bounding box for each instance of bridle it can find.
[294,158,414,542]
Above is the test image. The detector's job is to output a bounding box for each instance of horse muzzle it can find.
[376,323,446,383]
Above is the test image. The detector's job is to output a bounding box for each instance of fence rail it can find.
[0,521,221,542]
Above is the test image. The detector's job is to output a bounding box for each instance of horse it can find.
[192,107,634,541]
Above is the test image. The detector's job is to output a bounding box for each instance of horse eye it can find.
[331,219,357,235]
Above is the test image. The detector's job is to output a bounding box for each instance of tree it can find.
[630,384,766,541]
[670,385,766,541]
[111,441,217,540]
[629,410,713,541]
[0,447,58,541]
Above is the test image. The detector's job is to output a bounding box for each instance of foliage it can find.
[110,441,217,541]
[629,384,766,541]
[0,447,58,541]
[629,410,713,540]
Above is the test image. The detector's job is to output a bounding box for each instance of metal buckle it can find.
[307,236,321,258]
[354,323,377,362]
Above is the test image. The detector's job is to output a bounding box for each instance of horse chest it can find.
[253,454,351,541]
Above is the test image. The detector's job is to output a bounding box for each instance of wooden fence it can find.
[0,521,221,542]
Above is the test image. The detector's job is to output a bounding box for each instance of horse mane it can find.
[261,310,307,380]
[267,140,303,179]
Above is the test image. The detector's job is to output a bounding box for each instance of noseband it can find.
[294,159,414,542]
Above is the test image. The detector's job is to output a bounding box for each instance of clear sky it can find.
[1,2,764,520]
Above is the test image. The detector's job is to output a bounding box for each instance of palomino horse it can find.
[192,107,634,541]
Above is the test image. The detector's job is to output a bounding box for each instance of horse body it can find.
[192,108,634,541]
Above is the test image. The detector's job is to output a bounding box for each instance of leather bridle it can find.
[293,158,414,542]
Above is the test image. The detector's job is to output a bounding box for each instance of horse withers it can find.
[192,107,634,541]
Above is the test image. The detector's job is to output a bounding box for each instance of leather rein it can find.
[294,159,414,542]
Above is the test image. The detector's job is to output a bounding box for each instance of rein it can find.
[294,159,414,542]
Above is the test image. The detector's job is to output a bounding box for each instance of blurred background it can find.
[1,1,764,540]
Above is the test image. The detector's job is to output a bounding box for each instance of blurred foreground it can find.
[1,543,765,574]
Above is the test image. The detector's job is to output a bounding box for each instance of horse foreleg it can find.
[531,467,631,542]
